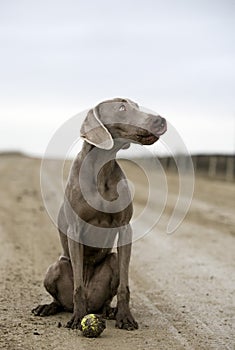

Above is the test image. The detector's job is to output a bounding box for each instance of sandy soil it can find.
[0,154,234,350]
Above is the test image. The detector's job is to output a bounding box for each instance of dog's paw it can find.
[115,310,138,331]
[102,305,117,320]
[32,302,63,317]
[66,314,82,330]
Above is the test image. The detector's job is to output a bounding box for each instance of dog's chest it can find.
[66,158,133,227]
[76,198,133,228]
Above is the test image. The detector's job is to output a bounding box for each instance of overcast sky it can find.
[0,0,235,156]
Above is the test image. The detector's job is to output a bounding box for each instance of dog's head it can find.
[80,98,167,150]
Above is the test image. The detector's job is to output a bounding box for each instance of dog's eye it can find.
[119,104,126,112]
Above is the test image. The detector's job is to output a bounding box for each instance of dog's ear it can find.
[80,106,114,150]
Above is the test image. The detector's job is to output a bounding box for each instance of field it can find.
[0,154,234,349]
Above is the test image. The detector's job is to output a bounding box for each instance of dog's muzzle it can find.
[154,117,167,137]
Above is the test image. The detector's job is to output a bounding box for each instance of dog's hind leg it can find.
[32,253,119,318]
[32,256,73,316]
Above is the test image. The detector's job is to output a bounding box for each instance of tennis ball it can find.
[81,314,106,338]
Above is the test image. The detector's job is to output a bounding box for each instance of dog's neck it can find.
[80,141,124,166]
[79,141,125,198]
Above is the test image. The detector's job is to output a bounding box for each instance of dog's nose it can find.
[152,115,164,127]
[149,115,167,136]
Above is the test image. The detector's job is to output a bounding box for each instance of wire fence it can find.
[159,154,235,182]
[132,154,235,182]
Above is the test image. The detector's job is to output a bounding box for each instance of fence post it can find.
[208,156,217,178]
[226,156,234,181]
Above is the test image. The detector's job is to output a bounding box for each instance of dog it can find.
[32,98,167,330]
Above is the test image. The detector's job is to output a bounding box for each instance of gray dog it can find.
[32,98,167,330]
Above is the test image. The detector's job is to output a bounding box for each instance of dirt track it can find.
[0,154,234,350]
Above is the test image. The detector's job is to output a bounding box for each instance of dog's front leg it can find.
[66,234,87,329]
[116,224,138,330]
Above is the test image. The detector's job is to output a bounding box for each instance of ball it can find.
[81,314,106,338]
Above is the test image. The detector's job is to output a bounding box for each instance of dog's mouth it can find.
[136,120,167,145]
[137,133,159,145]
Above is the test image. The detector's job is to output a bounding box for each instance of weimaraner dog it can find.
[32,98,167,330]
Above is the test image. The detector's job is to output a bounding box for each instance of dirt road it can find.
[0,154,234,349]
